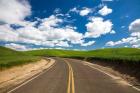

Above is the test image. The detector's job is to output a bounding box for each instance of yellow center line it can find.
[71,66,75,93]
[64,59,75,93]
[67,63,71,93]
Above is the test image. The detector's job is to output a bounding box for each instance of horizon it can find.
[1,45,140,52]
[0,0,140,51]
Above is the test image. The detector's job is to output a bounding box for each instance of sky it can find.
[0,0,140,51]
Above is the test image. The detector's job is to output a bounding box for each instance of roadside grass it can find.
[0,46,40,70]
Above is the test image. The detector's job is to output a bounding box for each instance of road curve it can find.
[6,57,140,93]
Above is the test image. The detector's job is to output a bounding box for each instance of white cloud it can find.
[79,8,92,16]
[5,43,27,51]
[105,41,115,46]
[69,7,92,16]
[106,37,137,46]
[69,7,79,13]
[0,15,85,48]
[85,17,113,38]
[98,6,112,16]
[129,19,140,32]
[130,32,140,38]
[106,37,140,48]
[0,0,31,24]
[110,30,116,34]
[55,41,70,47]
[81,41,95,46]
[102,0,113,1]
[0,24,19,41]
[39,15,63,30]
[132,44,140,48]
[106,19,140,48]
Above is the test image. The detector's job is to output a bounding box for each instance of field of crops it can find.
[0,46,40,69]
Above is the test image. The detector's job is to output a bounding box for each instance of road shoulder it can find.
[0,58,55,93]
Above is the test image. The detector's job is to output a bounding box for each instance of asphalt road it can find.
[7,57,140,93]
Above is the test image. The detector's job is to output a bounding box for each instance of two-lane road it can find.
[7,58,140,93]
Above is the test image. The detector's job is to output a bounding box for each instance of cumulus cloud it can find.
[69,7,79,13]
[81,41,95,46]
[102,0,113,1]
[79,8,92,16]
[106,37,137,46]
[110,30,116,34]
[130,32,140,38]
[106,19,140,48]
[0,24,19,41]
[85,17,113,38]
[0,0,31,24]
[0,1,98,49]
[69,7,92,16]
[0,15,85,48]
[132,44,140,48]
[39,15,63,30]
[129,19,140,32]
[5,43,27,51]
[98,6,112,16]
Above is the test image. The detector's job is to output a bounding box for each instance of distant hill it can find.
[25,48,140,62]
[0,46,23,56]
[1,46,140,69]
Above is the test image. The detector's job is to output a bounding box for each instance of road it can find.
[7,57,140,93]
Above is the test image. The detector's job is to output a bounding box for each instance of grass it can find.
[1,46,140,69]
[0,46,40,69]
[25,48,140,63]
[25,49,85,57]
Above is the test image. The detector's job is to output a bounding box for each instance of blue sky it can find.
[0,0,140,50]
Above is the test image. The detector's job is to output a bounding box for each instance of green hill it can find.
[0,46,40,69]
[25,49,85,57]
[25,48,140,62]
[0,46,22,56]
[1,46,140,69]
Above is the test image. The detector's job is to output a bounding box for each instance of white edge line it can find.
[83,62,140,92]
[7,62,56,93]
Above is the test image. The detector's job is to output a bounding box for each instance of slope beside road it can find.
[4,58,140,93]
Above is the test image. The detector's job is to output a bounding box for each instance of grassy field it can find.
[1,46,140,69]
[25,48,140,62]
[0,46,40,69]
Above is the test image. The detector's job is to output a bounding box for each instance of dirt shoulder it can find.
[0,58,55,93]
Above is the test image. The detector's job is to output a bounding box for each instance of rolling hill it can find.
[0,46,40,69]
[25,48,140,62]
[1,46,140,69]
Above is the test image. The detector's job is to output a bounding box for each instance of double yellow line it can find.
[64,59,75,93]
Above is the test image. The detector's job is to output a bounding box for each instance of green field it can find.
[1,46,140,69]
[0,46,40,69]
[25,48,140,62]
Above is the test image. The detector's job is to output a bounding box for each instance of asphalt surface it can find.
[6,57,140,93]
